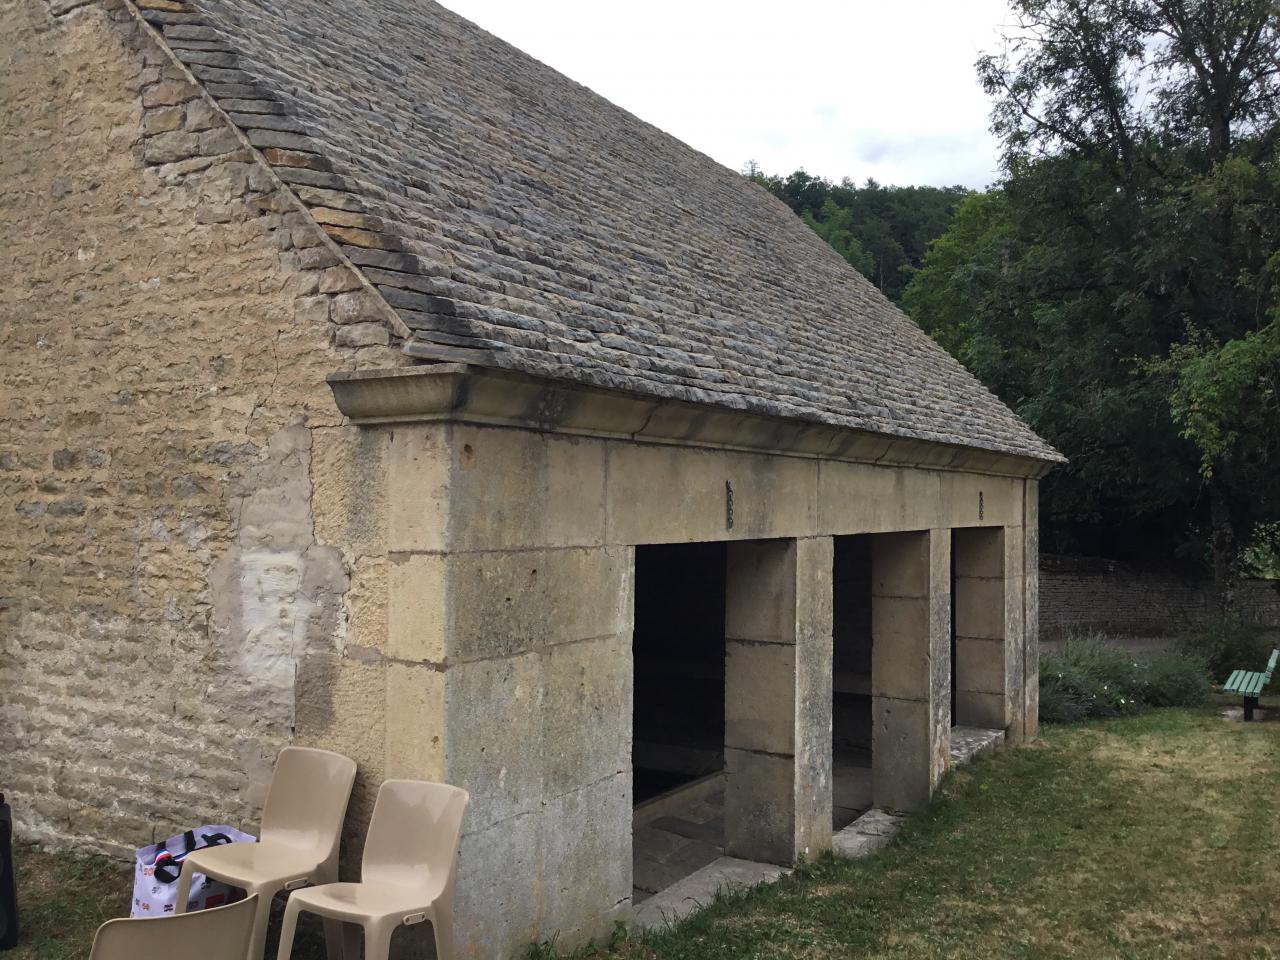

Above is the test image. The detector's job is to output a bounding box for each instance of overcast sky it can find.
[441,0,1014,190]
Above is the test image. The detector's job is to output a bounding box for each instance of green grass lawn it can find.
[10,699,1280,960]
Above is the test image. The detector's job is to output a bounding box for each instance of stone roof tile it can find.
[143,0,1062,463]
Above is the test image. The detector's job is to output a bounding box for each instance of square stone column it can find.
[952,526,1028,740]
[723,537,833,865]
[1022,479,1040,743]
[953,527,1007,728]
[871,530,951,812]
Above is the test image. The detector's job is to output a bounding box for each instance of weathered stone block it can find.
[954,690,1008,730]
[872,531,930,598]
[386,552,445,662]
[954,526,1004,578]
[939,472,1022,529]
[333,321,390,348]
[443,652,543,831]
[725,539,796,643]
[955,637,1005,695]
[870,596,930,700]
[384,661,445,780]
[453,810,542,960]
[723,747,795,865]
[605,442,818,545]
[725,639,797,755]
[872,697,933,812]
[386,424,450,552]
[143,130,200,164]
[818,463,942,535]
[955,577,1005,640]
[539,775,631,945]
[143,105,183,134]
[445,546,631,663]
[446,426,606,550]
[311,425,388,554]
[330,289,383,325]
[542,634,631,795]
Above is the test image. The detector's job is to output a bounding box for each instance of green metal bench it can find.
[1223,649,1278,721]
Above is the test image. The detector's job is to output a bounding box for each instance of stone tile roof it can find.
[138,0,1062,463]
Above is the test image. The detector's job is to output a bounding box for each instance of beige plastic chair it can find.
[275,780,469,960]
[90,894,258,960]
[175,746,357,960]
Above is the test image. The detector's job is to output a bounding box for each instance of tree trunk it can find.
[1208,477,1237,614]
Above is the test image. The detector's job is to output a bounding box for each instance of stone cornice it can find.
[327,366,1059,480]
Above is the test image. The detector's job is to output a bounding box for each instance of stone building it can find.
[0,0,1060,956]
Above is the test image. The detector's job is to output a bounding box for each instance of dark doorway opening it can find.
[832,534,874,829]
[632,542,728,804]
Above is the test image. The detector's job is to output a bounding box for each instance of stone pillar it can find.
[871,530,951,812]
[724,537,833,865]
[382,422,634,957]
[953,527,1008,729]
[1023,479,1041,742]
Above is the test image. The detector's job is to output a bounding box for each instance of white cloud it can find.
[439,0,1013,188]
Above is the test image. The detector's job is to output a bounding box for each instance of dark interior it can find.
[833,534,874,828]
[833,534,873,756]
[632,541,727,804]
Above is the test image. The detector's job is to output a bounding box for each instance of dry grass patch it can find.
[539,697,1280,959]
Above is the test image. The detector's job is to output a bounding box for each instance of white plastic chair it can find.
[175,747,357,960]
[275,780,469,960]
[90,894,257,960]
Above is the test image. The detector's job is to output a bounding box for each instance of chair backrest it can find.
[361,780,469,894]
[260,747,357,860]
[1266,649,1278,678]
[89,894,257,960]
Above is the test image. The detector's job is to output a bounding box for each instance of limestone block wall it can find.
[344,377,1045,958]
[0,0,402,852]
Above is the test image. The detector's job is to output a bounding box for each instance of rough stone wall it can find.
[1039,555,1279,637]
[0,0,402,852]
[1233,579,1280,629]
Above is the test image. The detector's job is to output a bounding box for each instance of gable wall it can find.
[0,0,404,854]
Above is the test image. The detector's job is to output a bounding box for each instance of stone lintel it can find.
[326,365,1056,480]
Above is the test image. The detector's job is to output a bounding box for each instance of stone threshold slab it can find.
[834,725,1004,859]
[632,856,789,930]
[949,725,1006,765]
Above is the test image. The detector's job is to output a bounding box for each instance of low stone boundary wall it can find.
[1040,554,1280,638]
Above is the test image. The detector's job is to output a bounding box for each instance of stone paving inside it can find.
[631,726,1006,919]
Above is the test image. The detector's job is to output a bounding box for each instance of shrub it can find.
[1039,635,1210,723]
[1139,652,1211,707]
[1177,617,1272,682]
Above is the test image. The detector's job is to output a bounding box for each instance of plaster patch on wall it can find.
[209,423,349,726]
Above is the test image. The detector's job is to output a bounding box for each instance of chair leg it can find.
[1245,696,1257,722]
[174,861,194,915]
[276,898,303,960]
[431,899,455,960]
[246,883,278,960]
[313,864,346,960]
[363,918,397,960]
[342,922,362,960]
[322,917,346,960]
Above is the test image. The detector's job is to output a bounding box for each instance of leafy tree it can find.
[747,169,967,302]
[802,199,875,278]
[904,0,1280,591]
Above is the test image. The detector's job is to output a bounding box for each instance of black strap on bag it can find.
[152,831,234,885]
